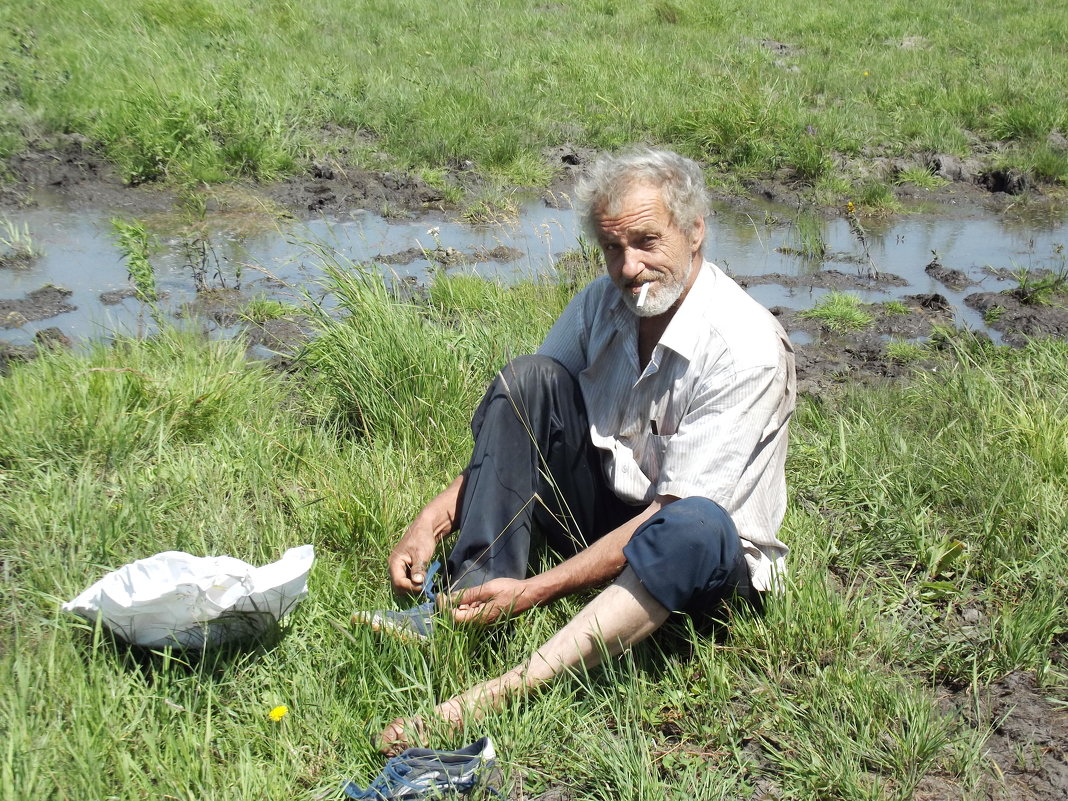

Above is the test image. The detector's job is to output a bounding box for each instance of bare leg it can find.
[379,567,669,753]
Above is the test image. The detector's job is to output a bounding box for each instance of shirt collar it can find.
[656,260,716,361]
[603,260,717,362]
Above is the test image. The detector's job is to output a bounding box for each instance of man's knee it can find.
[622,497,744,612]
[495,354,572,396]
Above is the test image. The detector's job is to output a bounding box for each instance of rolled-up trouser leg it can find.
[622,497,755,614]
[445,355,633,590]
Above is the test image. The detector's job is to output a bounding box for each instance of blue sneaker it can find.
[353,561,441,642]
[343,736,497,800]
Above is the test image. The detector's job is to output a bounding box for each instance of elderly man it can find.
[365,147,795,750]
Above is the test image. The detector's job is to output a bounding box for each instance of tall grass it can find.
[1,265,1065,798]
[2,0,1065,191]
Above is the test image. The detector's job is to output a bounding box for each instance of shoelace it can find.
[345,752,479,800]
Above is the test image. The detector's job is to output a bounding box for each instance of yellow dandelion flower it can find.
[268,705,288,722]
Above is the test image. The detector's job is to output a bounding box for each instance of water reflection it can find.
[1,191,1065,347]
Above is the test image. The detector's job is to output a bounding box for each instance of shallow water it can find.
[2,191,1065,349]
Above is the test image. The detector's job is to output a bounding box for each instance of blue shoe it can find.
[343,736,497,800]
[353,561,440,642]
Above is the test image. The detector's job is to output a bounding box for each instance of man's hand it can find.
[387,474,466,596]
[448,578,534,624]
[388,520,438,596]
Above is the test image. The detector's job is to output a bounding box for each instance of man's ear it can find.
[689,216,706,253]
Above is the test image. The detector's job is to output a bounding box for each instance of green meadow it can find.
[1,0,1066,195]
[2,256,1065,799]
[3,1,1067,798]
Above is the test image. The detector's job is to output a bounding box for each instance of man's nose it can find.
[621,248,645,280]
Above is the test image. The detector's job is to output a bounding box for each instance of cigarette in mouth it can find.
[636,282,650,308]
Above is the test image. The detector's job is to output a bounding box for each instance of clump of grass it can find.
[0,218,43,268]
[882,300,910,316]
[855,181,900,213]
[895,167,949,190]
[1012,267,1068,305]
[983,305,1005,324]
[778,207,827,261]
[460,188,520,226]
[886,339,927,362]
[239,297,298,323]
[798,291,875,333]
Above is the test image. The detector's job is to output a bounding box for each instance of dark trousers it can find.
[445,355,755,614]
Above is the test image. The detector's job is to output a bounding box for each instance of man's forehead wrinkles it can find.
[598,208,664,237]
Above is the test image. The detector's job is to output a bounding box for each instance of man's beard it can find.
[619,264,689,317]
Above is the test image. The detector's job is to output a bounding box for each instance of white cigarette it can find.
[636,282,650,308]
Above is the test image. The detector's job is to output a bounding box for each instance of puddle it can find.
[1,192,1065,349]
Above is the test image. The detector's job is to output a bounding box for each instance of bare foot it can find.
[378,716,427,756]
[377,673,523,755]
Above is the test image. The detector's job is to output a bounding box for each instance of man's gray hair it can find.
[575,147,709,237]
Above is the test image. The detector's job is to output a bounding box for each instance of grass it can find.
[238,297,299,324]
[886,339,927,363]
[0,217,42,268]
[777,207,827,261]
[1,262,1065,798]
[1012,266,1068,306]
[1,1,1066,197]
[798,291,876,333]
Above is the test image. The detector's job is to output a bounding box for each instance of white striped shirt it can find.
[538,261,796,590]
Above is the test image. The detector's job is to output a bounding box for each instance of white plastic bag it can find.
[63,545,314,649]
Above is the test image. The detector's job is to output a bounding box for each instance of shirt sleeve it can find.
[536,280,599,376]
[656,359,791,505]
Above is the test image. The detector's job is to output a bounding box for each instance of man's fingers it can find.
[409,561,427,586]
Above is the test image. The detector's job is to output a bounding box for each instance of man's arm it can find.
[388,473,465,595]
[448,494,677,623]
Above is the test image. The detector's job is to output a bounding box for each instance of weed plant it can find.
[0,267,1065,798]
[111,218,157,304]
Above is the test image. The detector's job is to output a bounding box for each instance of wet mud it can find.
[939,672,1068,801]
[1,285,76,329]
[737,268,909,291]
[964,286,1068,346]
[377,244,524,267]
[266,165,446,217]
[0,325,71,375]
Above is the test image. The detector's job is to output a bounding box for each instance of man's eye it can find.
[603,243,621,252]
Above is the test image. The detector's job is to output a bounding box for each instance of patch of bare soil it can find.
[772,292,956,395]
[964,287,1068,346]
[736,269,908,291]
[940,672,1068,801]
[2,134,175,213]
[541,143,600,209]
[376,244,524,266]
[0,285,76,329]
[265,164,446,218]
[925,255,977,292]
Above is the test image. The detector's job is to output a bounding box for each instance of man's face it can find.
[594,183,705,318]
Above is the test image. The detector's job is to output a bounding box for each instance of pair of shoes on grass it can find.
[343,736,497,800]
[352,560,441,642]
